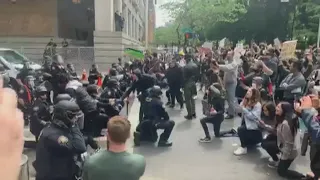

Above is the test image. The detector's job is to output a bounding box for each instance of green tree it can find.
[154,22,182,46]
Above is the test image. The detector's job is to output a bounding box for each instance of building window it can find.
[72,0,81,4]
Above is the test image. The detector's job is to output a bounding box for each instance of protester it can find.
[83,116,146,180]
[234,88,262,155]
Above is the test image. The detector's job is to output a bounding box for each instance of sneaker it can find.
[225,115,234,119]
[233,147,247,156]
[268,160,279,168]
[268,155,279,162]
[199,137,212,143]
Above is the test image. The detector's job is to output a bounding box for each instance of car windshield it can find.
[0,50,27,64]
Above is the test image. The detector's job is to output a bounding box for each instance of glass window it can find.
[0,50,26,64]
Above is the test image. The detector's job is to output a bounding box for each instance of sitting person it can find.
[234,88,263,156]
[199,83,225,142]
[83,116,146,180]
[272,102,305,179]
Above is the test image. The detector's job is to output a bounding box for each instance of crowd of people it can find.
[0,41,320,180]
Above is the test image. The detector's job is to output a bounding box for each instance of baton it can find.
[126,99,129,117]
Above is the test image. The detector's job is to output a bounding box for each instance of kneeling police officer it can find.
[34,100,86,180]
[134,85,175,147]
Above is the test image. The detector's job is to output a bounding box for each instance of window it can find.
[72,0,81,4]
[0,50,27,64]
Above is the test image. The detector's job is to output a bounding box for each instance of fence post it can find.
[78,47,81,63]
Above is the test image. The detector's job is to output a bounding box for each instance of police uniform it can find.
[135,86,175,147]
[183,57,199,119]
[18,81,35,125]
[30,98,51,140]
[121,69,156,122]
[34,100,86,180]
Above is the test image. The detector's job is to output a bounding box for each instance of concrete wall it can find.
[0,0,57,37]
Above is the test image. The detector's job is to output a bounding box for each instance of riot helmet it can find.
[109,68,117,76]
[53,100,80,127]
[132,69,142,79]
[87,84,100,98]
[106,78,119,89]
[35,85,48,99]
[149,85,162,97]
[24,75,35,89]
[54,93,72,104]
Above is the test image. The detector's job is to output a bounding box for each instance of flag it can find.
[97,76,102,87]
[124,48,144,60]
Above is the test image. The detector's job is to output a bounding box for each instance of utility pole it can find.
[145,0,149,49]
[317,17,320,48]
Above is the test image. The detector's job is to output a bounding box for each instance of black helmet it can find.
[53,100,80,127]
[54,93,72,104]
[106,78,119,88]
[133,69,142,78]
[109,68,117,76]
[87,84,99,95]
[149,85,162,97]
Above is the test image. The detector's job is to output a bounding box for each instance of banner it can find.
[273,38,281,48]
[280,40,297,58]
[202,41,213,49]
[219,38,226,48]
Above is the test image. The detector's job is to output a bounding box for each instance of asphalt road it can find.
[23,92,311,180]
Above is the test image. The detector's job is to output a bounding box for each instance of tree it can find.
[154,22,182,46]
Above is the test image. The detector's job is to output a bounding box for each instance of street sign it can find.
[182,27,193,33]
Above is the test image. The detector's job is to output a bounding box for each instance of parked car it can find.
[0,48,42,71]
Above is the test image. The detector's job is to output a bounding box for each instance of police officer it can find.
[183,54,199,120]
[120,69,156,122]
[16,61,35,85]
[30,86,51,141]
[135,86,175,147]
[57,73,110,137]
[88,64,100,84]
[50,55,67,96]
[100,78,122,102]
[18,75,35,125]
[86,84,101,100]
[34,100,86,180]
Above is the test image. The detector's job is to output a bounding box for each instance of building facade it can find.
[0,0,156,67]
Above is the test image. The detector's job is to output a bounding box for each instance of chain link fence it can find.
[18,47,97,73]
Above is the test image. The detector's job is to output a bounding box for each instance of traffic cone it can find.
[97,76,102,87]
[81,69,87,81]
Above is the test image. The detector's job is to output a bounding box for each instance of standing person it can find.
[83,116,146,180]
[34,100,87,180]
[279,60,306,104]
[216,49,239,119]
[183,54,198,120]
[165,60,184,108]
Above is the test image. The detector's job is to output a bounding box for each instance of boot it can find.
[133,131,141,146]
[158,134,172,147]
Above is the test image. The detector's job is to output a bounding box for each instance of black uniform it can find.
[34,101,86,180]
[135,86,175,147]
[30,98,51,140]
[121,70,156,122]
[165,64,183,108]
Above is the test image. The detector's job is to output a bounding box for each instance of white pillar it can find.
[95,0,114,31]
[117,0,123,13]
[132,17,135,38]
[124,7,129,34]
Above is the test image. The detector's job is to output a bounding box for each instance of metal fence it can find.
[15,46,175,73]
[18,47,98,73]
